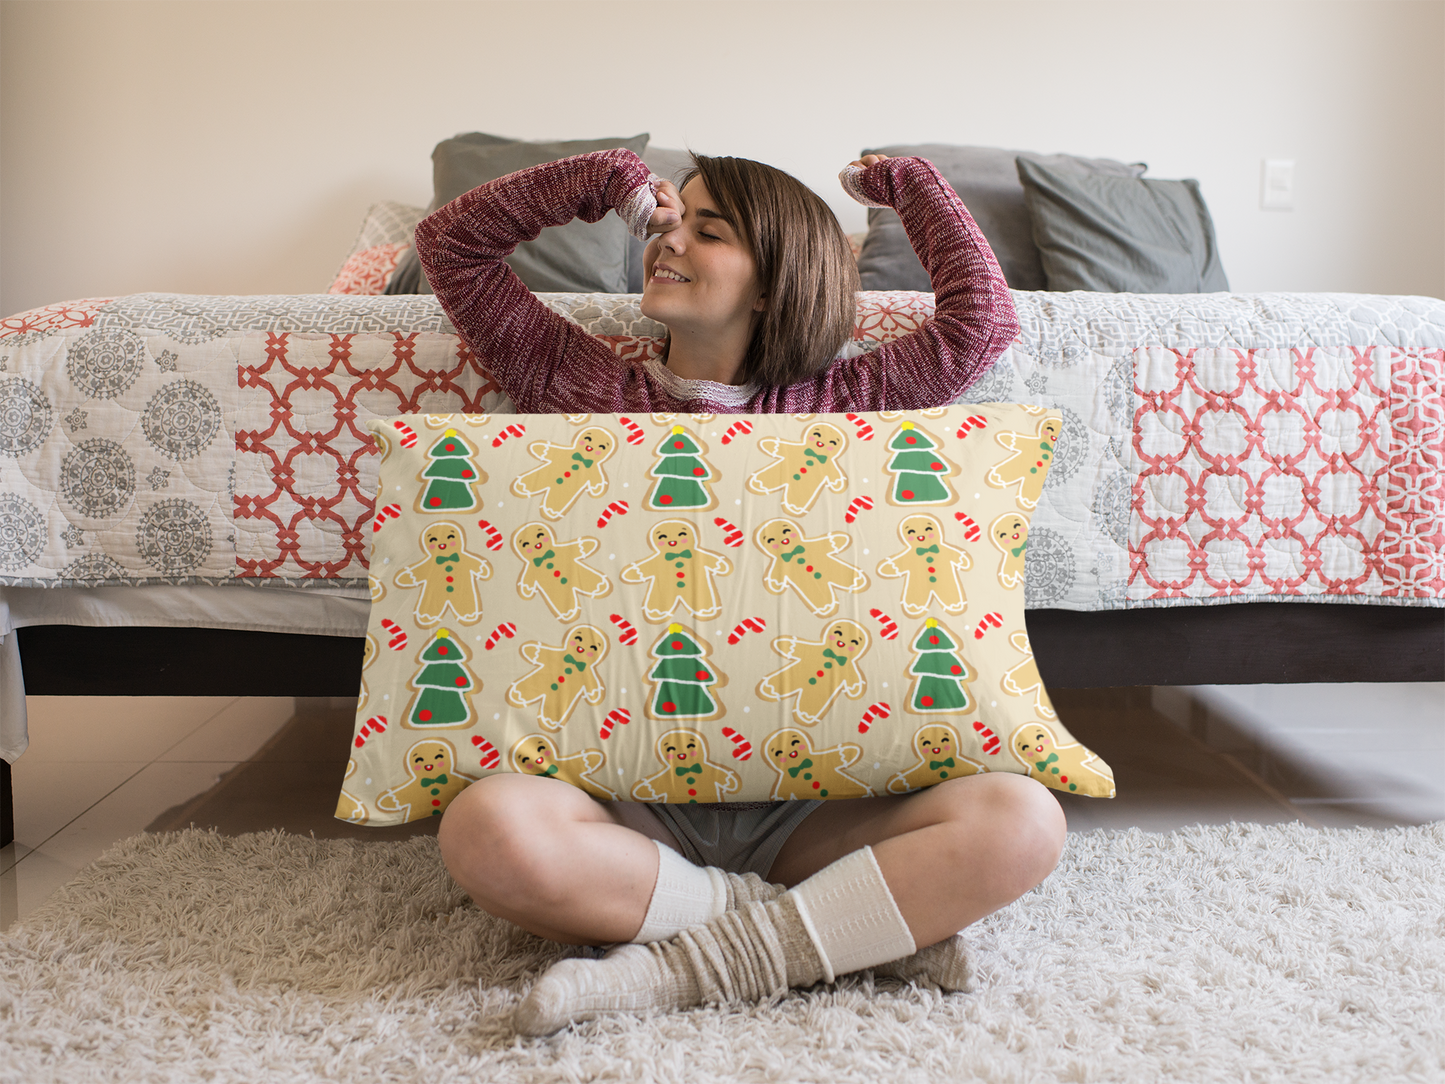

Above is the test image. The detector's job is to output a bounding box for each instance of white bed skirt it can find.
[0,586,371,762]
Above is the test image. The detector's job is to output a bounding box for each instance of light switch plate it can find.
[1262,159,1294,210]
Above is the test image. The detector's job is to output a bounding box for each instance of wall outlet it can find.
[1261,159,1294,210]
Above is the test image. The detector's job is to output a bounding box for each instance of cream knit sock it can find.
[870,932,973,992]
[514,845,917,1036]
[630,840,786,943]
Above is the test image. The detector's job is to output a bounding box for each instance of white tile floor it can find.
[2,684,1441,933]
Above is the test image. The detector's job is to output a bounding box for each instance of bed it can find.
[3,139,1442,848]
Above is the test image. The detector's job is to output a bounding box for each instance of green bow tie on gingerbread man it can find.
[420,773,449,787]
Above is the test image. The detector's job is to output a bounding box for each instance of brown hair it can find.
[677,154,859,388]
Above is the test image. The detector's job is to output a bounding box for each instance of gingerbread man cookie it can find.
[393,521,491,626]
[754,517,867,616]
[335,758,369,824]
[512,522,611,621]
[511,426,616,520]
[746,421,849,515]
[986,415,1061,510]
[756,619,870,726]
[510,734,618,801]
[887,725,985,794]
[876,514,971,616]
[990,512,1029,590]
[368,573,386,603]
[620,520,732,622]
[631,729,740,803]
[358,633,377,713]
[764,727,873,800]
[375,738,477,822]
[1001,630,1056,720]
[506,624,610,731]
[1009,721,1115,796]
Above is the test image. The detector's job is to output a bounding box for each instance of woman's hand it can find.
[847,154,891,171]
[646,179,684,235]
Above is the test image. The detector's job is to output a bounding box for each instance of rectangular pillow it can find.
[385,132,650,297]
[1016,155,1229,293]
[855,144,1147,292]
[339,406,1115,827]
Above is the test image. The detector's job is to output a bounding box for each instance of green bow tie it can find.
[542,764,559,777]
[563,652,588,673]
[531,548,557,567]
[1040,440,1054,453]
[929,759,955,771]
[780,545,806,563]
[915,544,939,556]
[804,447,828,464]
[434,553,460,566]
[1034,752,1060,774]
[787,757,815,779]
[1011,541,1028,558]
[675,763,701,777]
[570,451,594,469]
[822,647,849,668]
[670,549,693,560]
[420,774,448,787]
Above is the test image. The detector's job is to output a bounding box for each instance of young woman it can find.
[416,148,1067,1036]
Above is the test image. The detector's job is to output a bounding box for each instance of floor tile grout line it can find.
[9,761,183,869]
[148,695,246,762]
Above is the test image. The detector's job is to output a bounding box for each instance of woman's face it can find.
[640,177,765,338]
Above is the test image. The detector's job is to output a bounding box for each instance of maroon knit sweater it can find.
[415,149,1018,415]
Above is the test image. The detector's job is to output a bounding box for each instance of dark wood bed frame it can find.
[4,603,1441,848]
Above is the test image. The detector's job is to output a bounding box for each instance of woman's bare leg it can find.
[437,773,683,946]
[766,772,1067,949]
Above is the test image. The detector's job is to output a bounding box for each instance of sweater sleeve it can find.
[764,156,1020,414]
[413,149,660,413]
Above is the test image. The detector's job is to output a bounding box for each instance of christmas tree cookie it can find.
[415,428,485,513]
[403,629,478,729]
[646,425,718,511]
[904,618,976,715]
[883,421,959,508]
[643,623,726,722]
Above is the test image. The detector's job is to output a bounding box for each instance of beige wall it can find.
[2,0,1442,318]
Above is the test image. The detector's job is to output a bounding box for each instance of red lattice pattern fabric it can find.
[0,299,114,340]
[328,243,411,296]
[1129,347,1445,600]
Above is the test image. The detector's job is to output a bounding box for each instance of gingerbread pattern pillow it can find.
[339,406,1115,826]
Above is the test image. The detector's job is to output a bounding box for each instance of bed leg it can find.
[1,757,11,850]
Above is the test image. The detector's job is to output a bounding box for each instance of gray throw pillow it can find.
[1016,156,1229,293]
[386,132,649,296]
[625,145,698,293]
[854,144,1147,292]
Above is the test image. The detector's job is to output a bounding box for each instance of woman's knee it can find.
[934,773,1068,888]
[437,775,589,904]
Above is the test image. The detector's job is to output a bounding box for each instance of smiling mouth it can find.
[652,266,690,283]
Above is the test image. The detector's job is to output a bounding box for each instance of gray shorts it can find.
[645,800,824,878]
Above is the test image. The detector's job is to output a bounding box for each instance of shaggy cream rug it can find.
[1,822,1441,1083]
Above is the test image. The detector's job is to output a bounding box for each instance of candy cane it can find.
[856,702,891,734]
[475,519,504,551]
[844,495,874,524]
[868,607,899,640]
[955,414,989,439]
[392,420,418,449]
[484,621,517,651]
[490,423,526,448]
[609,613,638,646]
[972,720,1001,756]
[713,516,744,547]
[844,412,874,440]
[471,734,500,770]
[596,500,629,528]
[380,619,407,651]
[727,617,767,645]
[720,726,752,760]
[371,503,401,533]
[953,512,981,542]
[973,611,1003,639]
[600,708,631,739]
[354,715,387,748]
[618,416,646,445]
[721,420,753,445]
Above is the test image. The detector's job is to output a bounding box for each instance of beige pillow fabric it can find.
[340,406,1114,827]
